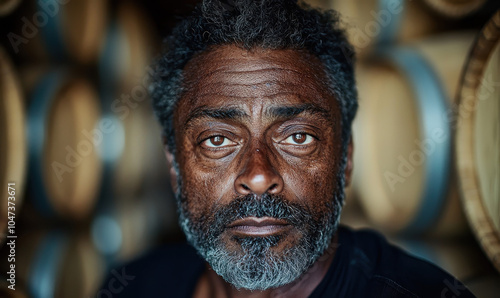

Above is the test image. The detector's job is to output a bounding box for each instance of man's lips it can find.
[227,216,291,236]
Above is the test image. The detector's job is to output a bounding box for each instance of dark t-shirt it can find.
[99,225,475,297]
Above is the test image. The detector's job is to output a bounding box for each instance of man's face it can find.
[169,45,348,290]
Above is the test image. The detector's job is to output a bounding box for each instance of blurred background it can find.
[0,0,499,297]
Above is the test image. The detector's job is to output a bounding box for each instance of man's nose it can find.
[234,148,284,196]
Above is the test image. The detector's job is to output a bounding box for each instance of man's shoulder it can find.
[335,226,475,297]
[97,243,205,297]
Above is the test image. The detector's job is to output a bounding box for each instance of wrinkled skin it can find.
[165,45,353,298]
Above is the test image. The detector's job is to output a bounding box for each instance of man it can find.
[101,0,474,297]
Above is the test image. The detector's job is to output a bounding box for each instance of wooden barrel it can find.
[304,0,331,10]
[455,10,500,272]
[92,194,165,262]
[135,99,177,194]
[97,1,158,200]
[95,103,152,201]
[0,0,21,16]
[423,0,488,18]
[99,0,157,91]
[330,0,451,55]
[27,70,102,220]
[12,230,104,298]
[0,46,26,244]
[352,32,476,236]
[19,0,108,64]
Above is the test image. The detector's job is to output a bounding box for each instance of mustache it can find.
[204,194,313,235]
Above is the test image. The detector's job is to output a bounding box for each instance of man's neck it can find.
[193,234,339,298]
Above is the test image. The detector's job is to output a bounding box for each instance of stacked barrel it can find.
[455,11,500,273]
[328,0,500,292]
[1,0,499,296]
[0,1,174,297]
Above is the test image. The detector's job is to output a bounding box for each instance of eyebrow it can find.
[185,107,249,126]
[265,103,331,120]
[184,103,331,126]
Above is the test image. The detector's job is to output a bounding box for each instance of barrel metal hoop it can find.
[377,0,405,45]
[384,47,452,235]
[96,20,128,203]
[28,71,64,216]
[38,0,67,61]
[99,21,129,94]
[28,231,68,298]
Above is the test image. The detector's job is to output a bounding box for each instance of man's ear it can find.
[163,136,178,194]
[344,137,353,187]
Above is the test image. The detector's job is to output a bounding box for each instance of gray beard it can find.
[172,159,346,291]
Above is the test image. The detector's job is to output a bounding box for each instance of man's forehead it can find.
[184,45,324,75]
[179,45,335,111]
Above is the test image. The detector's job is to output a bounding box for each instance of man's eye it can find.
[282,133,314,145]
[202,136,235,148]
